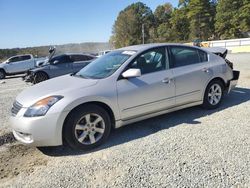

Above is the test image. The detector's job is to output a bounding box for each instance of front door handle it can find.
[202,67,210,73]
[162,78,172,84]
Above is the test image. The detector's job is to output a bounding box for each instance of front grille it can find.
[11,101,23,116]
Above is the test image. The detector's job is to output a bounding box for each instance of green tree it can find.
[111,2,154,48]
[215,0,249,39]
[151,3,173,42]
[238,0,250,35]
[178,0,190,7]
[154,3,173,25]
[187,0,215,40]
[170,7,190,42]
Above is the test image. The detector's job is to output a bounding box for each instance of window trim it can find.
[8,56,20,63]
[119,46,169,79]
[168,45,208,69]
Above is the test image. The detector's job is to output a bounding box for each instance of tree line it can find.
[0,42,111,62]
[110,0,250,48]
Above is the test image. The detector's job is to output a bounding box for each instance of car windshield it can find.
[76,50,134,79]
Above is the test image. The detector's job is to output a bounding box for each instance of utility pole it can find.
[142,24,145,44]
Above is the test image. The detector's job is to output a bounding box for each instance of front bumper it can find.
[22,71,34,83]
[10,109,67,146]
[228,70,240,93]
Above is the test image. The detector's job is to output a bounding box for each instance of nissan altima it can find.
[10,44,239,150]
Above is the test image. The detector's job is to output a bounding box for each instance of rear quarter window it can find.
[71,55,93,62]
[198,50,208,62]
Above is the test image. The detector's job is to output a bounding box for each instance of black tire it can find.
[0,69,6,79]
[202,79,224,109]
[33,72,48,84]
[63,104,111,150]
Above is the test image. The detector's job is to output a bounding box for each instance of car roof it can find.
[64,53,93,56]
[118,43,202,53]
[13,54,33,57]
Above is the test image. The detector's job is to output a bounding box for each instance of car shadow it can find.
[38,87,250,156]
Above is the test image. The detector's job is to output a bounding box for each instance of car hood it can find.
[16,74,98,107]
[31,64,50,71]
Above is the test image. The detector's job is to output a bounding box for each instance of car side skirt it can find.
[115,100,203,128]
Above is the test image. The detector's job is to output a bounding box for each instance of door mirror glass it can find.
[53,60,59,64]
[122,68,141,78]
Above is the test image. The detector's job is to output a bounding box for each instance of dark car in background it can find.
[24,53,96,84]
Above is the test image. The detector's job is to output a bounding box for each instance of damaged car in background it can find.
[10,43,239,150]
[24,53,96,84]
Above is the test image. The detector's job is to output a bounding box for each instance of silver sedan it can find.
[10,44,239,150]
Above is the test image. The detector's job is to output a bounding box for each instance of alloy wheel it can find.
[0,71,4,79]
[74,113,105,145]
[208,83,222,105]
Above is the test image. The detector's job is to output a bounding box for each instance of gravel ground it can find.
[0,53,249,187]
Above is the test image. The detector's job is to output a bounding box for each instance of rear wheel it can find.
[0,70,6,79]
[63,104,111,150]
[33,72,48,84]
[202,80,224,109]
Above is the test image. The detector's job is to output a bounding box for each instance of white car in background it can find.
[0,54,36,79]
[97,50,111,57]
[10,43,239,150]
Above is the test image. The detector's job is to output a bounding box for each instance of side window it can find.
[71,55,83,62]
[19,55,31,61]
[198,50,208,62]
[71,55,94,62]
[84,55,94,61]
[129,47,167,75]
[8,56,20,63]
[21,55,31,61]
[53,55,71,64]
[170,46,201,68]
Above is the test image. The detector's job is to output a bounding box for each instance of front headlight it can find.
[24,96,63,117]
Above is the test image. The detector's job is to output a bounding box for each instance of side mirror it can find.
[122,68,141,78]
[53,60,59,64]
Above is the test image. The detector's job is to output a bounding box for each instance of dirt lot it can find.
[0,54,249,187]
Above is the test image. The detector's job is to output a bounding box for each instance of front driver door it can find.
[117,47,175,120]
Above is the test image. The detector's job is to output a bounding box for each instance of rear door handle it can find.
[162,78,172,84]
[202,68,210,73]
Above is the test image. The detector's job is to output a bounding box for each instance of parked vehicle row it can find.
[23,53,96,84]
[0,54,36,79]
[10,43,239,150]
[0,49,109,81]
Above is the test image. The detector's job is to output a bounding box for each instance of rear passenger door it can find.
[169,46,212,105]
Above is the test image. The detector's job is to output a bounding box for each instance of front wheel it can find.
[0,70,6,79]
[63,104,111,150]
[33,72,48,84]
[202,80,224,109]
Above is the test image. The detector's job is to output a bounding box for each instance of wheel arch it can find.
[35,70,50,79]
[202,76,227,101]
[62,101,116,132]
[206,77,227,89]
[0,68,6,73]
